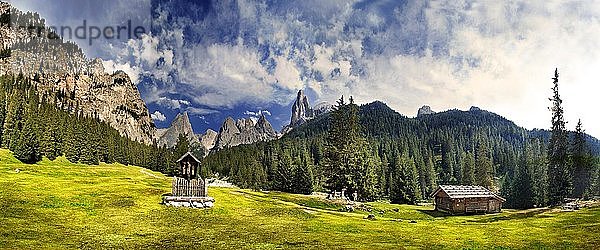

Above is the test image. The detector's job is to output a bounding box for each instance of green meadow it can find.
[0,149,598,249]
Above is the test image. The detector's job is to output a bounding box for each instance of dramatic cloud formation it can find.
[12,0,600,136]
[150,110,166,122]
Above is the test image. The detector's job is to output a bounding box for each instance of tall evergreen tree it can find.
[511,142,535,208]
[571,119,592,198]
[390,153,420,204]
[14,98,40,164]
[292,148,314,194]
[547,68,571,205]
[462,151,476,185]
[475,140,494,190]
[323,96,378,200]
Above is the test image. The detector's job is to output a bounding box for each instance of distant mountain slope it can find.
[284,101,600,156]
[0,2,155,143]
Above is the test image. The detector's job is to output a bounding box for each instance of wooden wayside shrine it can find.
[162,152,214,208]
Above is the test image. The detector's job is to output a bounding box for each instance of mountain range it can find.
[2,1,599,159]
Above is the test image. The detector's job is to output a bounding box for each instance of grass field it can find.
[0,149,599,249]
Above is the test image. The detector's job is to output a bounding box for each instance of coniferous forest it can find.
[203,70,600,208]
[0,74,176,174]
[2,70,599,209]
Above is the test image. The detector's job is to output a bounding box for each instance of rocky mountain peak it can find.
[290,89,314,127]
[417,105,436,117]
[198,129,218,156]
[213,114,278,150]
[0,2,156,144]
[256,114,277,137]
[156,112,199,148]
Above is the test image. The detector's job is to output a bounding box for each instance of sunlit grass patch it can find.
[0,149,598,249]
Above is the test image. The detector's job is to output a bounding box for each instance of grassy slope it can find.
[0,149,598,249]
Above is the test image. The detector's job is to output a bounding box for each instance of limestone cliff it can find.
[0,2,156,143]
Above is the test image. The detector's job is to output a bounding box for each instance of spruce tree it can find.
[511,142,535,208]
[475,140,494,190]
[390,153,420,204]
[292,149,314,194]
[323,96,378,200]
[462,151,476,185]
[571,119,592,198]
[14,99,40,164]
[547,68,571,205]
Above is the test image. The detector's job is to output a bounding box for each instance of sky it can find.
[9,0,600,138]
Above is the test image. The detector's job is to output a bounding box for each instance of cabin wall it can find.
[435,196,453,212]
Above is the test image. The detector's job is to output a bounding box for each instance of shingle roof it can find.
[176,152,201,163]
[431,185,506,202]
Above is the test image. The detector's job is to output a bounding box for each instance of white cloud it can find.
[156,97,191,110]
[150,110,166,122]
[244,110,271,117]
[186,107,219,115]
[101,0,600,137]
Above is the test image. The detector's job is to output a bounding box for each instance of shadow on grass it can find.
[418,209,450,218]
[474,208,552,223]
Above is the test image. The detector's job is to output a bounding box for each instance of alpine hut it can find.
[431,185,505,214]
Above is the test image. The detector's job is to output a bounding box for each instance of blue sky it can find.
[9,0,600,137]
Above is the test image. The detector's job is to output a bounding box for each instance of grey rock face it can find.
[417,105,436,117]
[0,2,156,144]
[157,112,199,148]
[199,129,218,153]
[213,115,278,149]
[282,90,332,134]
[290,89,314,127]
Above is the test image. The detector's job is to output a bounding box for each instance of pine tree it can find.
[3,90,23,150]
[323,96,378,201]
[292,149,314,194]
[571,119,592,198]
[475,140,494,190]
[529,138,548,206]
[39,106,61,160]
[274,146,294,192]
[390,153,420,204]
[462,151,476,185]
[14,98,40,164]
[63,120,80,163]
[547,68,571,205]
[511,142,535,208]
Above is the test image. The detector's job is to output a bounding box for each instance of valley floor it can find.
[0,149,598,249]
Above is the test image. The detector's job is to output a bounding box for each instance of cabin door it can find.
[488,200,497,212]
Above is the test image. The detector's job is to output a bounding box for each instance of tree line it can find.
[0,74,177,173]
[203,70,600,208]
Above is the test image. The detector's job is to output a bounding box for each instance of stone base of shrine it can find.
[162,195,215,208]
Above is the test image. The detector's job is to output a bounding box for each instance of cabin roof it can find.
[431,185,506,202]
[176,152,201,163]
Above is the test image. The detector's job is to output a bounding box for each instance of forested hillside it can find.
[203,98,600,207]
[0,74,174,173]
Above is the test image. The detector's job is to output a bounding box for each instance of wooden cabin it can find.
[431,185,505,214]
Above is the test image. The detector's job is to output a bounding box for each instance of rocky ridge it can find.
[417,105,436,117]
[0,2,155,143]
[282,90,332,134]
[156,112,199,148]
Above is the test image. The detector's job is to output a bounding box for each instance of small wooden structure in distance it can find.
[431,185,505,214]
[162,152,214,208]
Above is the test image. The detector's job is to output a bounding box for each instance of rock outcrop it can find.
[0,2,156,143]
[213,114,278,149]
[417,105,436,117]
[199,129,218,153]
[156,112,199,148]
[282,90,332,134]
[290,90,314,127]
